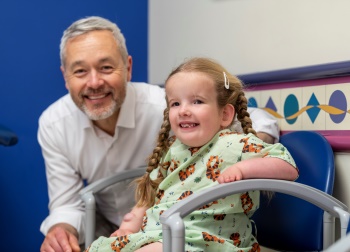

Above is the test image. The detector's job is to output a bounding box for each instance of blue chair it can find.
[160,131,349,251]
[251,130,335,251]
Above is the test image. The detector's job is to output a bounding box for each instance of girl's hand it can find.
[217,165,243,184]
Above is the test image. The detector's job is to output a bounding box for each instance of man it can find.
[38,16,279,252]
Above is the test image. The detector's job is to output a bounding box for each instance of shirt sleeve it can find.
[38,115,86,244]
[248,107,280,143]
[240,134,297,169]
[231,108,280,143]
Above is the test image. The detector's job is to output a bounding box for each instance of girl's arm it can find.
[217,157,299,184]
[110,205,148,236]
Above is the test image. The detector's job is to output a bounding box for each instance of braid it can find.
[235,92,257,136]
[135,108,171,207]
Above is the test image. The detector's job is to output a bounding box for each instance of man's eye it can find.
[74,69,86,76]
[101,66,113,72]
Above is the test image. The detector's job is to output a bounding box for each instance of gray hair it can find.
[60,16,128,67]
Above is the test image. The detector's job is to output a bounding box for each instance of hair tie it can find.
[223,72,229,89]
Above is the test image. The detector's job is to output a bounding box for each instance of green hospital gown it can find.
[86,129,296,252]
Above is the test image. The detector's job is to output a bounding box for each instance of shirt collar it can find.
[65,95,92,130]
[117,83,136,128]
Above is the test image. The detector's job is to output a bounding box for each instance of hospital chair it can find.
[80,168,145,247]
[160,180,349,252]
[80,131,349,250]
[160,131,350,251]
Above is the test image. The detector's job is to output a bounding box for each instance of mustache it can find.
[81,87,113,96]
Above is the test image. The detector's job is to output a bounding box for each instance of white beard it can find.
[82,100,118,121]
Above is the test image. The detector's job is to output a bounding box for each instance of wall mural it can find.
[245,81,350,152]
[248,89,349,124]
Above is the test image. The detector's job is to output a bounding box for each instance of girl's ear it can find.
[220,104,235,128]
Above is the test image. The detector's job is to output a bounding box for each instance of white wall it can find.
[149,0,350,84]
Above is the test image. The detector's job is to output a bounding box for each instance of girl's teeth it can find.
[181,123,196,128]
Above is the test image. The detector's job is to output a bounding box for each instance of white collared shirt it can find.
[38,82,166,243]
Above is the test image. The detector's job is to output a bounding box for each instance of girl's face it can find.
[166,71,227,147]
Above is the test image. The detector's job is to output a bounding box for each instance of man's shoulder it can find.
[39,94,80,125]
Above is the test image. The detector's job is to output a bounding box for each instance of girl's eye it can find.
[171,102,180,107]
[194,99,203,104]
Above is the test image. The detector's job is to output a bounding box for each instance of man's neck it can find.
[92,111,119,136]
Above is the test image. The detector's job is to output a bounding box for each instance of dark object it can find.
[0,124,18,146]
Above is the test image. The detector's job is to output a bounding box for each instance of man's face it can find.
[61,30,132,121]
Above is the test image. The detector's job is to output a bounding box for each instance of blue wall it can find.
[0,1,147,251]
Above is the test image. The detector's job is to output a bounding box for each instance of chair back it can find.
[252,131,335,251]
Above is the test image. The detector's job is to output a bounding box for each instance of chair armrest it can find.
[79,168,145,247]
[79,168,145,196]
[160,179,349,252]
[324,232,350,252]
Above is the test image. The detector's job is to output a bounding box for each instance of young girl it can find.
[86,58,298,252]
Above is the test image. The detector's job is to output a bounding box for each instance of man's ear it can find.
[126,56,133,82]
[221,104,235,128]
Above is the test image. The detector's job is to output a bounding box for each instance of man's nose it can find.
[86,70,103,88]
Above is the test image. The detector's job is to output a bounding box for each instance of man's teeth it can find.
[88,94,106,100]
[181,123,197,128]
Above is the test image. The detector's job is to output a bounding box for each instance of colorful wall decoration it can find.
[239,61,350,152]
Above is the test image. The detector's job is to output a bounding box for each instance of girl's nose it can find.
[179,104,191,116]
